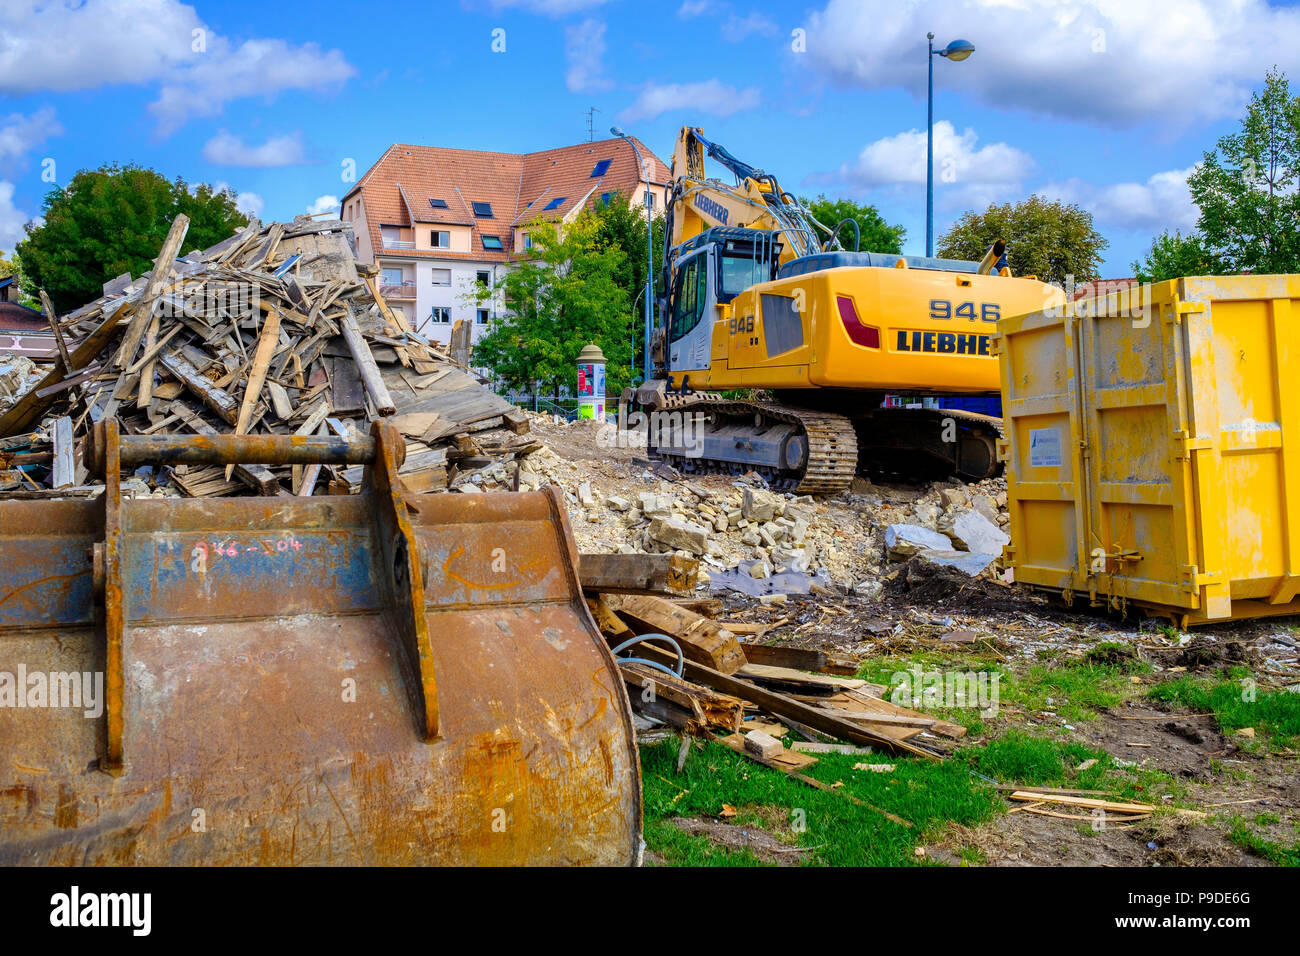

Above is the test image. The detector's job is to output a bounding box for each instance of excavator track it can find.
[649,395,858,494]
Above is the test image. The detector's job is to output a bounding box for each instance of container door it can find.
[1074,285,1205,613]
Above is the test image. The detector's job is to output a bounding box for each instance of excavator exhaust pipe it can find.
[0,421,641,865]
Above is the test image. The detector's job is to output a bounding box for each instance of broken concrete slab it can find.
[939,509,1009,554]
[885,523,953,559]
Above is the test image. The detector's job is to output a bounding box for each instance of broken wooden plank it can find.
[611,593,747,674]
[579,553,698,596]
[340,302,396,415]
[158,350,241,425]
[636,642,938,759]
[39,290,73,372]
[115,213,189,369]
[51,416,74,489]
[620,662,744,734]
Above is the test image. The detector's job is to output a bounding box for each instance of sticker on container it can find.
[1029,428,1062,468]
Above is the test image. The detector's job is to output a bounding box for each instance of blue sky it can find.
[3,0,1300,275]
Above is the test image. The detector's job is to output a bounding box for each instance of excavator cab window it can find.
[669,252,709,342]
[719,251,768,303]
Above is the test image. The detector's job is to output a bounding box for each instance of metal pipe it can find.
[927,31,935,258]
[98,431,377,472]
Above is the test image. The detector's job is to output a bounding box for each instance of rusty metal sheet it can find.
[0,422,641,865]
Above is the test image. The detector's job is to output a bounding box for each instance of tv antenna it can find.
[585,107,600,142]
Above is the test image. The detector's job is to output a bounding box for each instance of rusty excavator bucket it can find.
[0,420,641,865]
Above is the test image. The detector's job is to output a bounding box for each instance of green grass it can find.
[1225,815,1300,866]
[1148,669,1300,748]
[858,651,1147,732]
[641,737,1002,866]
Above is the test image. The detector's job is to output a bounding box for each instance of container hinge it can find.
[1173,430,1213,459]
[1179,564,1222,591]
[1166,300,1207,324]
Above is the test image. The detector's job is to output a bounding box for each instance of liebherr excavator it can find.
[632,126,1064,493]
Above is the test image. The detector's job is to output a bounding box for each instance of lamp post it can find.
[611,126,654,384]
[926,34,974,257]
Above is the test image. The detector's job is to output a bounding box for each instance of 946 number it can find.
[930,299,1000,323]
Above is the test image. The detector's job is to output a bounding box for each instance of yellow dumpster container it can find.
[996,275,1300,626]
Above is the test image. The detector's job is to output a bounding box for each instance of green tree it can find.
[1131,229,1214,283]
[474,212,632,402]
[937,195,1108,286]
[803,194,905,253]
[1187,68,1300,274]
[17,165,248,312]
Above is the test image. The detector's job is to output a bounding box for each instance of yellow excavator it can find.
[632,126,1064,492]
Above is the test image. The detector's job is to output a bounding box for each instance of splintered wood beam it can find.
[610,593,747,674]
[227,306,283,479]
[51,416,75,489]
[135,312,161,409]
[114,213,190,370]
[340,302,396,415]
[579,553,699,596]
[39,290,72,372]
[158,350,240,425]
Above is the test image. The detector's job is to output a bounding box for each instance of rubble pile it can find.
[0,214,530,497]
[499,415,1014,593]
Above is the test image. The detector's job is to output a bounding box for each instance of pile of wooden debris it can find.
[580,552,964,816]
[0,213,531,497]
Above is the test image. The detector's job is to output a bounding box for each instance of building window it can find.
[543,196,567,211]
[431,268,451,286]
[381,268,404,286]
[471,201,493,218]
[523,233,533,251]
[476,308,489,325]
[481,235,503,251]
[644,191,655,210]
[430,230,450,247]
[590,159,611,178]
[428,198,448,209]
[476,270,490,287]
[599,192,613,206]
[429,307,451,324]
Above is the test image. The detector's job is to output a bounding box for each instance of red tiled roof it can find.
[1072,278,1140,300]
[344,137,669,262]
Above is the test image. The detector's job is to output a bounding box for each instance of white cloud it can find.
[803,0,1300,128]
[213,181,265,219]
[564,18,613,94]
[0,181,31,255]
[0,108,63,166]
[677,0,719,17]
[307,195,339,216]
[149,39,354,136]
[202,130,308,167]
[0,1,355,136]
[618,79,762,123]
[483,0,611,14]
[722,11,778,42]
[829,121,1034,209]
[1041,167,1199,232]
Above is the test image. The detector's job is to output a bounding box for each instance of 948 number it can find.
[931,299,1000,323]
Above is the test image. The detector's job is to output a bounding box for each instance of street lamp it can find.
[611,125,654,385]
[927,34,975,257]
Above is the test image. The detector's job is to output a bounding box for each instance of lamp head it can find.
[610,126,625,137]
[940,39,974,61]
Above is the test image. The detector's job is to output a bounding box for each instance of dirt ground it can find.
[532,413,1300,866]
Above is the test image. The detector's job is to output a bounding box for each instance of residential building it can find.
[340,137,670,347]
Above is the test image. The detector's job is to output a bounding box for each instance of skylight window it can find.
[481,235,504,251]
[590,159,611,178]
[599,192,613,206]
[543,197,567,211]
[428,198,448,209]
[471,201,493,218]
